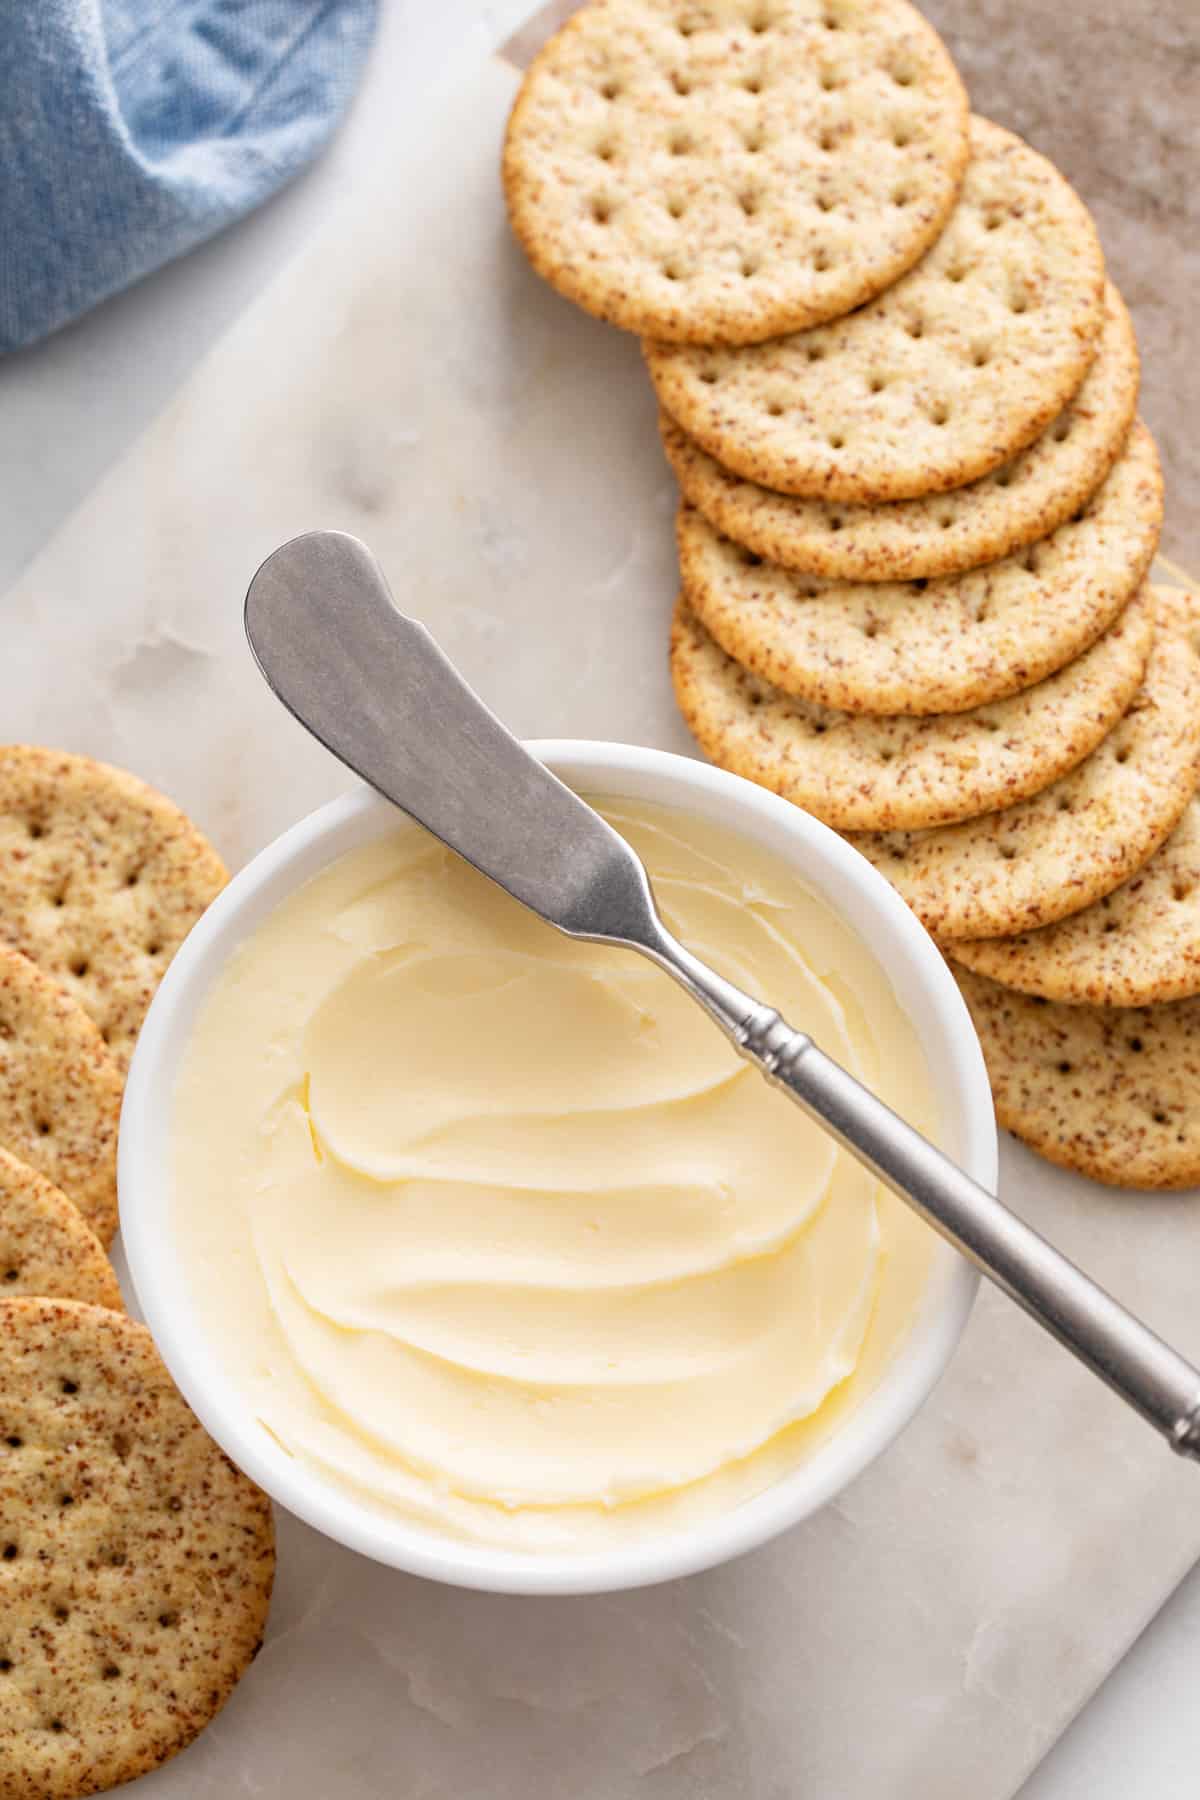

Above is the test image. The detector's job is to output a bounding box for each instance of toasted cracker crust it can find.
[0,1148,122,1312]
[0,1298,274,1798]
[504,0,969,345]
[677,420,1162,716]
[849,604,1200,941]
[671,586,1154,829]
[659,282,1138,580]
[0,747,226,1074]
[953,965,1200,1190]
[646,116,1106,501]
[951,589,1200,1002]
[0,948,121,1248]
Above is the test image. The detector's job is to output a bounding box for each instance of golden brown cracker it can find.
[953,966,1200,1190]
[503,0,969,344]
[676,420,1162,716]
[0,1297,274,1798]
[849,612,1200,940]
[659,283,1139,580]
[671,586,1154,829]
[0,1148,122,1312]
[0,948,121,1248]
[0,748,226,1074]
[646,116,1106,501]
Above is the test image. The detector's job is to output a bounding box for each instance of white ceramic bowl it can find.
[120,742,995,1595]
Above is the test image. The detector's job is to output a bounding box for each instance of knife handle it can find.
[649,929,1200,1463]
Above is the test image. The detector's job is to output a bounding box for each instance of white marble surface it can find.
[1,2,1199,1793]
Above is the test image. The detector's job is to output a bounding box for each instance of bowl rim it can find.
[120,740,994,1595]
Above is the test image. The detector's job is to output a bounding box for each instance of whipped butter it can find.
[173,801,938,1551]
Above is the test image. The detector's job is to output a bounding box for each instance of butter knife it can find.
[245,529,1200,1465]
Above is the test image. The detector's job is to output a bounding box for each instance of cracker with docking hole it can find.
[952,966,1200,1190]
[0,748,227,1075]
[503,0,969,347]
[0,948,120,1249]
[676,419,1162,716]
[847,604,1200,941]
[646,115,1106,502]
[0,1297,274,1799]
[0,1148,122,1313]
[671,585,1154,830]
[952,589,1200,1003]
[659,282,1139,581]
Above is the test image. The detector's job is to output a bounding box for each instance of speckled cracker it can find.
[953,966,1200,1189]
[0,948,120,1249]
[952,589,1200,1003]
[677,419,1162,716]
[660,282,1139,581]
[671,585,1154,829]
[0,1298,274,1798]
[848,614,1200,941]
[0,1148,122,1313]
[503,0,969,346]
[954,794,1200,1006]
[0,748,227,1074]
[646,115,1106,501]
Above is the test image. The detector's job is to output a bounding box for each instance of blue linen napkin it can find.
[0,0,377,352]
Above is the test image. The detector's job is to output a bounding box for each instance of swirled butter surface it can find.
[172,801,939,1551]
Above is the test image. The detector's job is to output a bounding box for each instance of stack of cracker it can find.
[0,750,274,1798]
[503,0,1197,1190]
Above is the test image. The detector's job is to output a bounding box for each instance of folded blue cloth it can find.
[0,0,377,352]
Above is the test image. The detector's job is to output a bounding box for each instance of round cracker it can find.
[955,794,1200,1005]
[646,116,1106,502]
[0,1298,273,1798]
[952,965,1200,1190]
[0,1148,122,1313]
[848,612,1200,941]
[952,588,1200,1003]
[503,0,969,346]
[671,585,1154,830]
[659,282,1139,581]
[677,419,1162,716]
[0,748,226,1074]
[0,949,121,1248]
